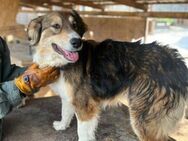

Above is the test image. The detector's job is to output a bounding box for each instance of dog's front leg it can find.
[72,86,100,141]
[76,114,99,141]
[53,98,75,130]
[74,97,100,141]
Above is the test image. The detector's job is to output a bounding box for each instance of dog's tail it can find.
[185,87,188,106]
[184,88,188,119]
[184,96,188,116]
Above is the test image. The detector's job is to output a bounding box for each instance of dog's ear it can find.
[27,16,43,46]
[71,10,87,37]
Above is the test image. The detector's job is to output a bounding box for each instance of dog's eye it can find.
[28,37,32,41]
[72,21,77,30]
[52,24,61,29]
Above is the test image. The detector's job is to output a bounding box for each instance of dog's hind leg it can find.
[129,111,179,141]
[128,76,186,141]
[129,97,184,141]
[53,98,75,131]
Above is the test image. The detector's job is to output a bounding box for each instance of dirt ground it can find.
[171,118,188,141]
[34,88,188,141]
[4,96,139,141]
[4,89,188,141]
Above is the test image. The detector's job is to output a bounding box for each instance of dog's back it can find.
[84,39,188,99]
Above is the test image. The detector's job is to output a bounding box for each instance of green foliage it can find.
[157,18,176,26]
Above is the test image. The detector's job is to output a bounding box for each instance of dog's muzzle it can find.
[51,43,79,62]
[70,38,82,49]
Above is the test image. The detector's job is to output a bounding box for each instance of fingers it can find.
[43,66,60,74]
[29,73,42,88]
[49,69,60,79]
[23,65,60,88]
[28,63,39,70]
[53,69,60,76]
[44,69,60,84]
[15,76,33,95]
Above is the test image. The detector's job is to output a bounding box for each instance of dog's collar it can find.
[60,67,64,71]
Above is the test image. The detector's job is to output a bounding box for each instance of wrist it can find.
[2,81,22,106]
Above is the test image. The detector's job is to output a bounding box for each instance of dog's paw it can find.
[53,121,68,131]
[104,137,114,141]
[185,108,188,119]
[17,96,30,109]
[168,136,176,141]
[78,139,96,141]
[78,136,96,141]
[17,102,26,109]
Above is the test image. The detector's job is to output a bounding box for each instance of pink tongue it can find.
[63,49,79,62]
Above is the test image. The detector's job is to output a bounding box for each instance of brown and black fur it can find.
[27,10,188,141]
[62,39,188,140]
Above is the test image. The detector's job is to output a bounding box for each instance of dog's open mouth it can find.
[52,43,79,62]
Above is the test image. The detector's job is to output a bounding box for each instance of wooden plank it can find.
[47,2,72,9]
[20,0,50,8]
[61,4,73,9]
[0,0,19,27]
[20,0,73,10]
[147,12,188,19]
[20,2,50,9]
[136,0,188,4]
[19,3,36,9]
[112,0,147,10]
[63,0,103,10]
[18,10,188,19]
[79,11,188,19]
[20,0,103,10]
[144,5,149,43]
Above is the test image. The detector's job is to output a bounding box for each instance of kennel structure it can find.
[0,0,188,141]
[1,0,188,41]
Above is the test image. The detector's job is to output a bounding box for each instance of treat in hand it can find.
[15,63,60,95]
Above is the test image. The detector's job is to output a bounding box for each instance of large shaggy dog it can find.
[27,10,188,141]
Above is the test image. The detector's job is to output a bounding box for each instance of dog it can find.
[27,10,188,141]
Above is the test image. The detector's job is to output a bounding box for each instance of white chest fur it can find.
[50,72,75,132]
[49,71,71,101]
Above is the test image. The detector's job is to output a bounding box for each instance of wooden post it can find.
[0,0,19,28]
[0,0,20,37]
[144,18,149,43]
[144,5,149,43]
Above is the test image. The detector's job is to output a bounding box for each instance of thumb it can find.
[28,63,39,70]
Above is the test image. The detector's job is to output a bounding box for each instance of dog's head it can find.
[27,10,87,67]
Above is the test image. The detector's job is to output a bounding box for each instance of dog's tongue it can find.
[63,49,79,62]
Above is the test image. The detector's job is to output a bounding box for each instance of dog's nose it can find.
[70,38,82,49]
